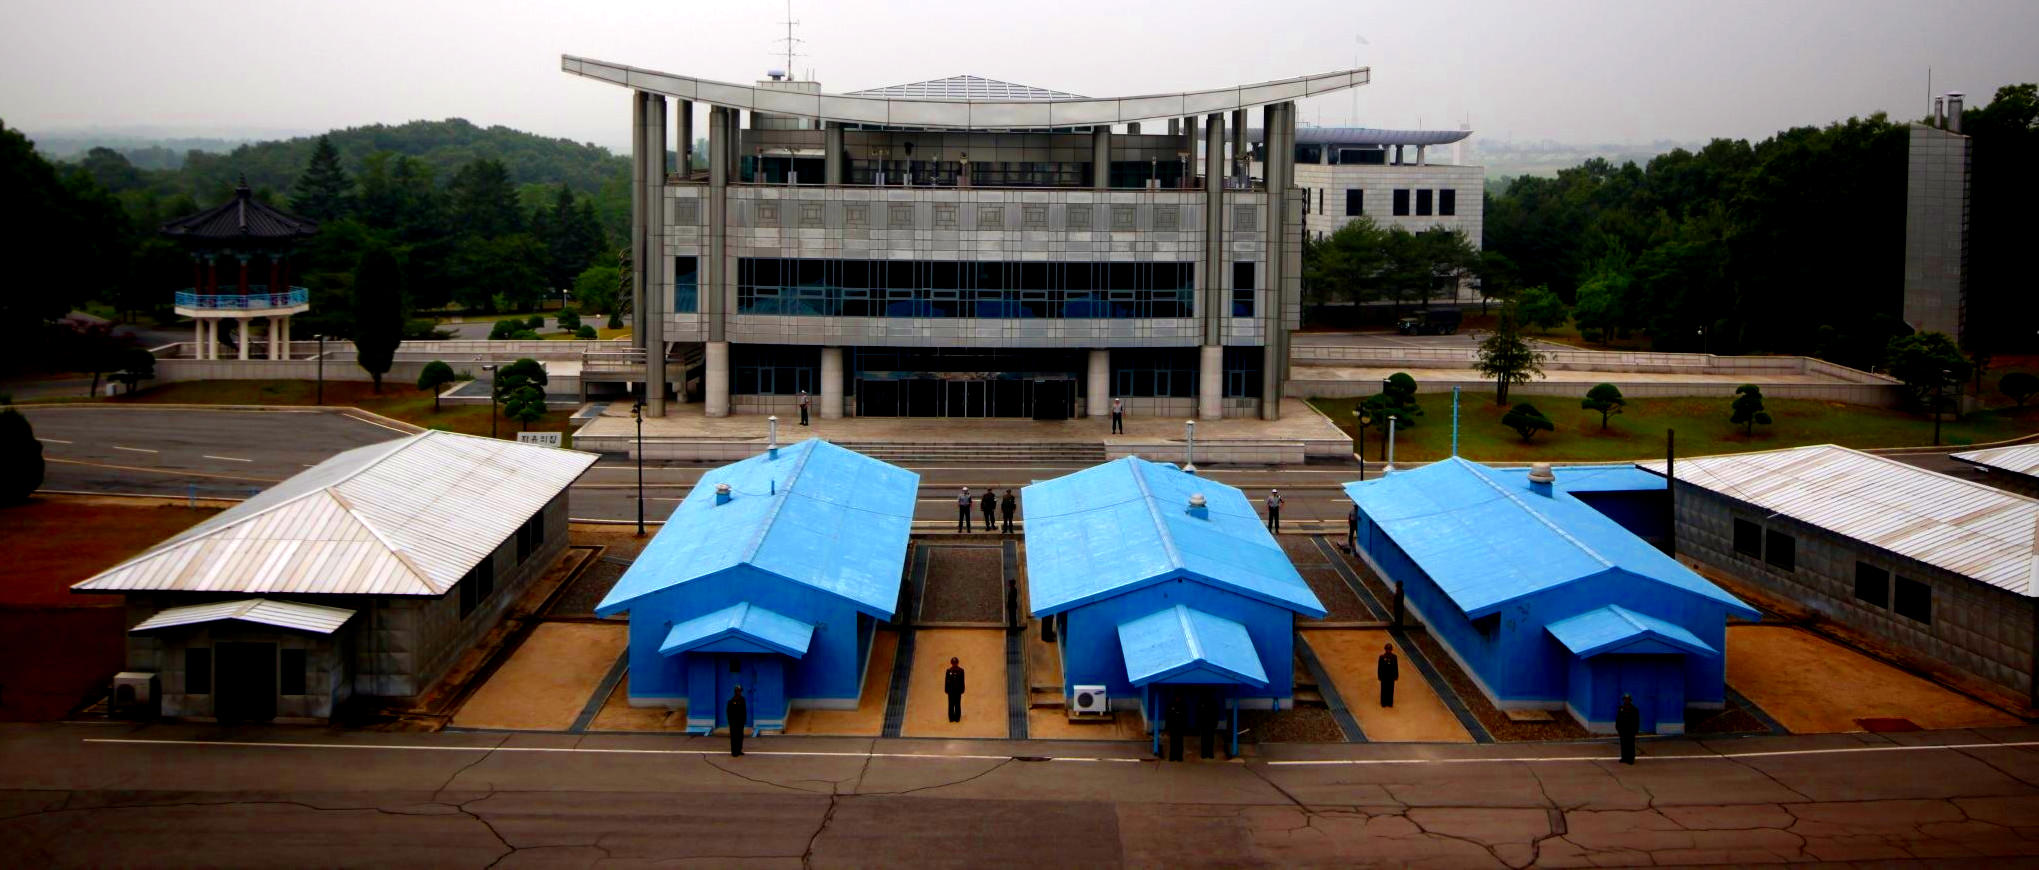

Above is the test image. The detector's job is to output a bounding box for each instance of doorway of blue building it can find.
[214,641,277,723]
[713,654,763,730]
[1604,654,1682,733]
[1154,684,1229,760]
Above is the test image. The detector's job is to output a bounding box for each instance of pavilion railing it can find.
[175,286,309,310]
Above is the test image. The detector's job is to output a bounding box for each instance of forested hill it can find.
[144,118,626,202]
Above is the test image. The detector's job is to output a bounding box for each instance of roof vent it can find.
[1527,462,1556,494]
[1189,493,1207,508]
[715,482,733,505]
[1945,92,1965,134]
[1187,492,1209,518]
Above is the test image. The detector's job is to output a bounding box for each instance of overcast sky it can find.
[4,0,2035,151]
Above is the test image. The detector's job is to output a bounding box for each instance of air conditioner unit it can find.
[1071,685,1109,715]
[111,672,158,716]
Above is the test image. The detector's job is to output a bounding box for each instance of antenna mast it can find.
[776,0,805,80]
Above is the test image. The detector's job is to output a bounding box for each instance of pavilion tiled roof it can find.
[160,182,318,242]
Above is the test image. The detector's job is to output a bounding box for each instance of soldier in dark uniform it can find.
[981,489,997,531]
[1616,694,1640,764]
[1001,489,1017,534]
[1378,643,1399,708]
[956,487,972,532]
[945,657,966,722]
[726,685,748,757]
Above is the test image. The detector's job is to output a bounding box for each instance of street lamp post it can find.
[1932,367,1950,447]
[1385,415,1399,474]
[313,334,325,405]
[1183,420,1197,474]
[632,397,646,537]
[1353,408,1371,481]
[481,364,498,439]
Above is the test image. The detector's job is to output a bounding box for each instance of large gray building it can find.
[562,57,1372,421]
[1903,93,1972,343]
[72,432,597,722]
[1642,444,2038,707]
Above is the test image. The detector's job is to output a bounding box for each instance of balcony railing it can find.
[175,286,309,310]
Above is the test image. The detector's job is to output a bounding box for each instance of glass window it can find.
[1439,189,1456,216]
[280,649,307,695]
[1854,562,1889,608]
[1392,189,1410,216]
[186,648,211,694]
[1345,190,1364,216]
[673,256,698,313]
[1764,529,1795,572]
[1893,576,1931,624]
[1415,189,1434,216]
[1732,518,1762,558]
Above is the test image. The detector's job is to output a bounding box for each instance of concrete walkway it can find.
[578,397,1348,444]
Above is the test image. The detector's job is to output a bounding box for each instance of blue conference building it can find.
[1024,456,1326,749]
[1346,459,1758,734]
[596,438,918,732]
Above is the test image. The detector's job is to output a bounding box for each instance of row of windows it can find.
[1307,188,1459,219]
[1735,517,1933,625]
[733,258,1234,319]
[460,510,546,618]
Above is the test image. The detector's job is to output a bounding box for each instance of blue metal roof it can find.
[596,439,919,619]
[1546,605,1718,659]
[1023,456,1325,618]
[1345,458,1756,620]
[1484,464,1668,495]
[659,602,816,658]
[1117,605,1269,688]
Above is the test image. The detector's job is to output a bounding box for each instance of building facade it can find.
[1902,93,1972,343]
[1643,445,2039,706]
[562,57,1372,421]
[73,432,595,722]
[1260,127,1483,247]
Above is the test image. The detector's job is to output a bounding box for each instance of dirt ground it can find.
[901,628,1008,738]
[1726,624,2023,734]
[918,545,1006,624]
[0,496,219,721]
[586,675,687,732]
[783,630,897,736]
[449,622,627,731]
[1304,628,1473,743]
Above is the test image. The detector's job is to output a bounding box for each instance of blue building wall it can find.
[619,565,872,713]
[1059,580,1297,710]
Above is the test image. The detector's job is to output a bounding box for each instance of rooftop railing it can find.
[175,286,309,310]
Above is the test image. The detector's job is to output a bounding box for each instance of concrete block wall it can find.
[1672,484,2034,699]
[123,597,348,721]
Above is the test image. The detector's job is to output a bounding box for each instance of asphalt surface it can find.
[22,406,1371,528]
[5,721,2039,866]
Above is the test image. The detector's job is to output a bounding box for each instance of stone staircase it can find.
[831,441,1108,465]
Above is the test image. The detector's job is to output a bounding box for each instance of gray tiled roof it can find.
[846,75,1085,101]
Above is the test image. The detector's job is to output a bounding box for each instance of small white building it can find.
[72,431,597,722]
[1255,127,1483,243]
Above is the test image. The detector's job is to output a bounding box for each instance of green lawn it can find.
[92,380,579,441]
[1309,394,2039,463]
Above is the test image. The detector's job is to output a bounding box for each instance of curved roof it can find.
[1250,127,1472,147]
[849,75,1084,102]
[161,183,318,242]
[562,55,1368,130]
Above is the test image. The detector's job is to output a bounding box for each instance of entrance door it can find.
[1609,655,1680,734]
[215,642,277,722]
[714,654,763,730]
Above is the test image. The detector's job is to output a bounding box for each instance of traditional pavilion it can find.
[161,181,317,361]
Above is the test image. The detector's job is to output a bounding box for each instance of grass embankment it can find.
[99,380,579,439]
[542,327,630,341]
[1309,394,2039,463]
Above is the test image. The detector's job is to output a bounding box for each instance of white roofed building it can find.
[1639,444,2039,706]
[73,431,597,722]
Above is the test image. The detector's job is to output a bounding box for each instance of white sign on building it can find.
[516,432,563,448]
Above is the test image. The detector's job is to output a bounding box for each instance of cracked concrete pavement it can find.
[5,722,2039,867]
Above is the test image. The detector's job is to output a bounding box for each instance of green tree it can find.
[556,307,581,332]
[1730,384,1773,435]
[503,385,548,430]
[351,246,407,392]
[1501,403,1555,442]
[1361,372,1423,427]
[526,315,547,331]
[446,158,524,238]
[1473,312,1547,404]
[489,319,525,340]
[290,135,352,222]
[61,321,137,397]
[575,325,597,339]
[2001,372,2039,408]
[1514,285,1569,333]
[573,264,621,317]
[417,360,456,410]
[1580,383,1626,429]
[494,357,550,431]
[0,406,42,503]
[1884,332,1973,414]
[109,346,155,394]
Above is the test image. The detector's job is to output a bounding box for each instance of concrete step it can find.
[1029,689,1066,710]
[1293,689,1326,707]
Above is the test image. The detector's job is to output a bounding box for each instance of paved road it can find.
[4,722,2038,866]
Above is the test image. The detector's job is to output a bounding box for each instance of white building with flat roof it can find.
[561,56,1372,421]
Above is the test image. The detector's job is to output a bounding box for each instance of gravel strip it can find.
[920,546,1006,623]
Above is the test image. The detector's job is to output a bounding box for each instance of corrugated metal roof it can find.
[847,75,1085,101]
[1545,605,1718,659]
[1116,605,1269,688]
[73,431,597,597]
[1640,444,2039,596]
[1023,456,1325,618]
[596,439,918,619]
[129,598,357,635]
[1953,443,2039,478]
[1250,127,1474,147]
[658,602,815,658]
[1345,458,1756,619]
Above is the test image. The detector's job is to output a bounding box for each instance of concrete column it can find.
[237,317,251,360]
[819,346,844,419]
[1091,126,1110,188]
[281,317,291,359]
[824,123,844,185]
[708,107,730,344]
[1260,102,1296,421]
[206,320,218,361]
[704,340,731,417]
[1204,113,1227,349]
[1231,109,1247,186]
[636,91,669,417]
[193,319,204,359]
[1182,115,1198,188]
[676,99,693,174]
[1417,144,1427,166]
[1199,345,1223,420]
[269,316,282,360]
[1087,349,1110,417]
